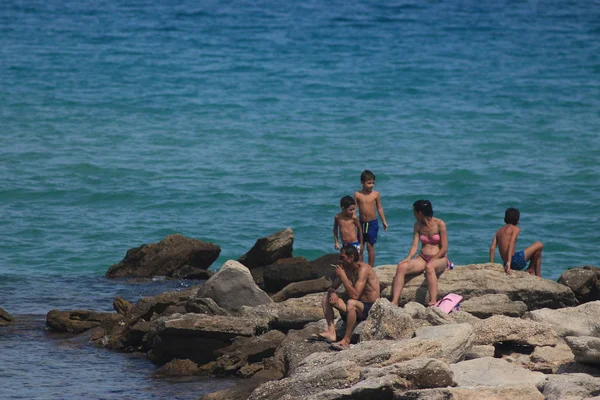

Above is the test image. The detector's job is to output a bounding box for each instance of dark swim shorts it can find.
[362,219,379,245]
[340,301,374,321]
[510,250,528,270]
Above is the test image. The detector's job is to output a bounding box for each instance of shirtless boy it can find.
[354,170,388,266]
[333,196,363,255]
[317,245,380,350]
[490,207,543,277]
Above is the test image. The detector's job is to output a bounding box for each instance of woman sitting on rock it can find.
[391,200,450,307]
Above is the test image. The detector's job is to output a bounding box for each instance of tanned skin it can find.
[354,178,388,266]
[490,221,543,277]
[333,203,363,256]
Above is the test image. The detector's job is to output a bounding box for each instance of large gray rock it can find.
[526,301,600,338]
[106,234,220,278]
[199,377,273,400]
[558,266,600,304]
[198,260,273,313]
[272,276,333,303]
[238,228,294,269]
[0,307,14,324]
[238,293,326,332]
[396,385,544,400]
[565,336,600,365]
[460,293,528,318]
[473,315,558,346]
[360,299,415,341]
[464,345,495,360]
[528,342,575,373]
[451,357,546,387]
[538,373,600,400]
[262,254,339,293]
[377,263,577,310]
[248,357,454,400]
[414,323,474,362]
[46,310,123,334]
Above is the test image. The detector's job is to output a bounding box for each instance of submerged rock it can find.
[46,310,123,334]
[106,234,220,279]
[0,307,14,324]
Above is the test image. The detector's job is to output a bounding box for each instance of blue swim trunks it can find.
[510,250,528,270]
[362,219,379,245]
[343,241,361,252]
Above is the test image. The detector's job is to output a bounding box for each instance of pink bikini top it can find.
[420,234,441,245]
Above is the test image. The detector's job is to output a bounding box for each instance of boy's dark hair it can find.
[341,244,359,261]
[504,208,520,225]
[340,195,355,209]
[360,170,376,182]
[413,199,434,217]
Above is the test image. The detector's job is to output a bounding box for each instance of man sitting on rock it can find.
[316,244,380,350]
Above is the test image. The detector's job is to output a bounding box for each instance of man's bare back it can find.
[494,224,520,264]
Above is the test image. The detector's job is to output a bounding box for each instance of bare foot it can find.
[317,332,336,342]
[330,340,351,351]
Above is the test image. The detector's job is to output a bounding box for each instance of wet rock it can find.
[238,228,294,269]
[152,359,201,378]
[0,307,14,324]
[106,234,220,278]
[113,296,133,315]
[199,377,273,400]
[558,266,600,304]
[526,301,600,338]
[377,263,577,310]
[460,293,528,318]
[360,299,415,341]
[565,336,600,365]
[472,315,557,347]
[198,260,272,313]
[46,310,123,334]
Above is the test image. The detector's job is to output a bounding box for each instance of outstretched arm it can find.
[506,227,520,272]
[489,234,497,263]
[376,193,388,230]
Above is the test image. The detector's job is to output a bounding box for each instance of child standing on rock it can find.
[333,196,363,256]
[354,170,388,266]
[490,207,544,277]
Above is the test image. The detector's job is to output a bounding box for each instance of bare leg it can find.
[335,299,365,347]
[390,257,426,306]
[425,257,449,305]
[366,242,375,267]
[524,241,543,277]
[319,292,347,341]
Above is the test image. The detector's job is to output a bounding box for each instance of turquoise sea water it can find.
[1,0,600,397]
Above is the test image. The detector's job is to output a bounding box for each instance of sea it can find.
[1,0,599,398]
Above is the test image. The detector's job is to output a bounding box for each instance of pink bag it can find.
[434,293,463,313]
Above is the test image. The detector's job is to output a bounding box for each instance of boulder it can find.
[152,359,202,378]
[272,276,333,302]
[248,357,454,400]
[199,377,273,400]
[185,298,230,316]
[558,266,600,304]
[472,315,557,347]
[46,310,123,334]
[526,301,600,338]
[147,313,265,364]
[450,357,546,388]
[425,307,480,327]
[396,385,544,400]
[198,260,272,313]
[113,296,133,315]
[404,302,427,320]
[464,345,495,360]
[360,299,415,341]
[377,263,577,310]
[538,373,600,400]
[212,330,286,376]
[1,307,14,324]
[565,336,600,365]
[527,342,575,373]
[238,228,294,269]
[262,254,338,293]
[460,294,528,318]
[106,234,220,278]
[238,293,326,332]
[414,323,474,362]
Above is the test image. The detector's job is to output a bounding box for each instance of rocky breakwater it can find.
[45,246,600,400]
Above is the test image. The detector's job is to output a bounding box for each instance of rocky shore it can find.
[13,229,600,399]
